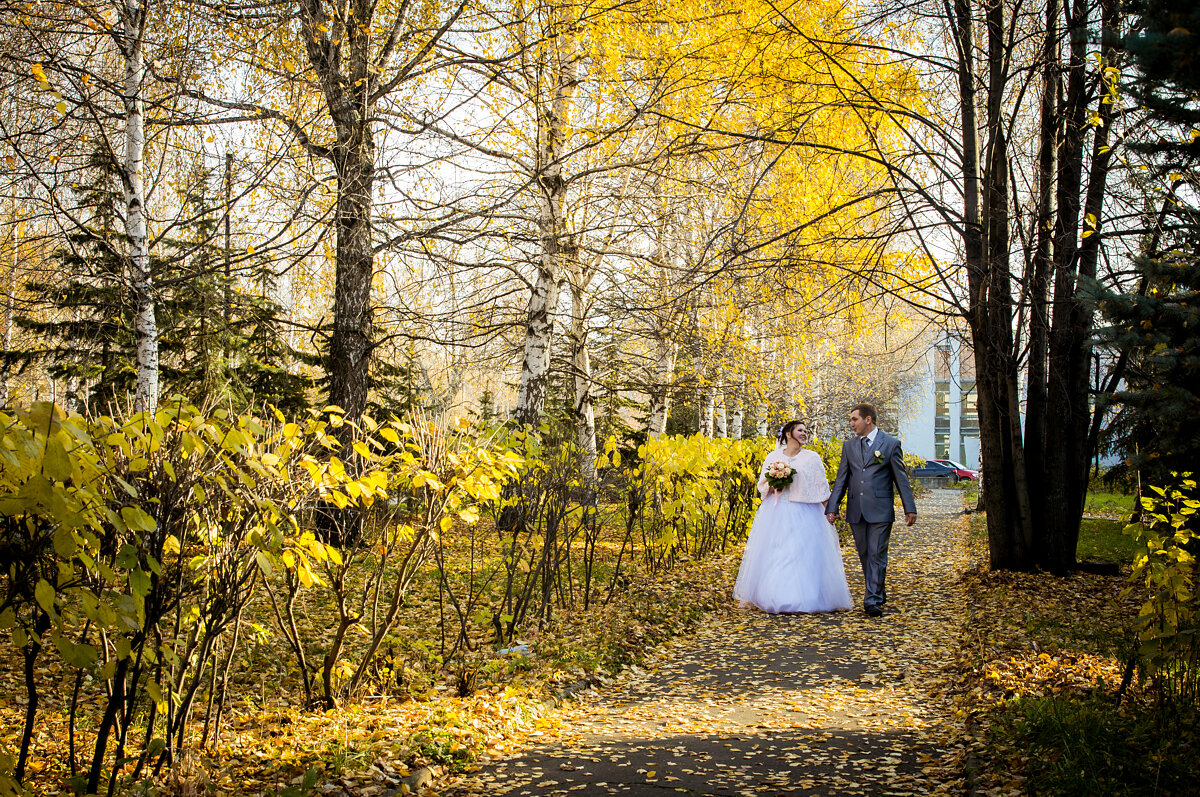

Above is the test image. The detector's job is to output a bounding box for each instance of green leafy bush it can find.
[1124,474,1199,709]
[0,400,374,794]
[0,404,765,793]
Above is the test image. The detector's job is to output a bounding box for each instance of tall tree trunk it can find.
[328,150,374,423]
[715,389,727,438]
[223,151,233,363]
[1040,0,1120,571]
[515,265,562,427]
[957,0,1035,569]
[1040,0,1090,569]
[515,2,579,428]
[1024,0,1060,527]
[293,0,391,543]
[730,381,744,440]
[647,335,676,437]
[2,222,15,405]
[699,382,715,436]
[123,1,158,414]
[66,307,82,411]
[568,280,596,477]
[319,8,376,425]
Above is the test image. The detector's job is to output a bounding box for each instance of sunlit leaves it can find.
[1123,474,1199,683]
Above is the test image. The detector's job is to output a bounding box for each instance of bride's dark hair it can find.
[778,420,807,445]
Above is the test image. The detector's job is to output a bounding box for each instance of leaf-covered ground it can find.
[948,514,1168,796]
[8,487,1160,795]
[0,534,744,795]
[445,489,972,796]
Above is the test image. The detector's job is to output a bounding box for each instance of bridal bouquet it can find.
[764,460,795,491]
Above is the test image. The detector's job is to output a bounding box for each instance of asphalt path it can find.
[445,489,970,797]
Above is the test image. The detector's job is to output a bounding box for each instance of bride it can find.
[733,420,852,614]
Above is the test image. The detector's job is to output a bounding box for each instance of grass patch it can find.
[955,525,1198,797]
[967,510,988,544]
[992,694,1198,796]
[1085,490,1137,518]
[954,479,981,508]
[1077,517,1142,567]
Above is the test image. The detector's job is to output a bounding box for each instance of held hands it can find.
[825,512,917,526]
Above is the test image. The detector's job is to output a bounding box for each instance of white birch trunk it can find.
[646,336,676,437]
[714,390,727,438]
[123,3,158,413]
[699,384,715,437]
[646,194,676,439]
[514,4,578,428]
[1,224,15,405]
[66,307,82,411]
[730,378,745,439]
[515,260,562,427]
[756,408,768,438]
[569,282,596,477]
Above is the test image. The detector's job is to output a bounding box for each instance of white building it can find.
[897,333,981,468]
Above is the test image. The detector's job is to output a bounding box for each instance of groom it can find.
[826,403,917,617]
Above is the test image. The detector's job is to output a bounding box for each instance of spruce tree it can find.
[11,155,315,415]
[11,151,137,412]
[148,164,314,413]
[1096,5,1200,487]
[235,257,314,416]
[158,165,238,403]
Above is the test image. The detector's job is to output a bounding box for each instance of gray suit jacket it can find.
[826,430,917,524]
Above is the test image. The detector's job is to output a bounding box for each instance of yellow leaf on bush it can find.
[43,437,72,481]
[121,506,156,531]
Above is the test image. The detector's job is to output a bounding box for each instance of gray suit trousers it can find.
[849,519,892,611]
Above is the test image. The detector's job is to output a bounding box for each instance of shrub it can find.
[0,400,372,794]
[1124,474,1199,712]
[0,405,763,793]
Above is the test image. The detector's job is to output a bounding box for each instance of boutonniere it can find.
[872,450,884,463]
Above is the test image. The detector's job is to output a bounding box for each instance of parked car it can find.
[931,459,979,480]
[910,460,959,482]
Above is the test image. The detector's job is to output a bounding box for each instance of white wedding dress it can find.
[733,447,852,614]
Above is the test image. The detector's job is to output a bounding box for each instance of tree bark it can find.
[327,153,374,423]
[568,280,596,477]
[515,265,562,427]
[955,0,1035,569]
[293,0,462,423]
[1040,0,1120,571]
[299,0,378,424]
[647,335,676,437]
[1023,0,1060,522]
[729,382,744,440]
[514,2,579,428]
[699,383,715,437]
[123,0,159,414]
[2,221,15,405]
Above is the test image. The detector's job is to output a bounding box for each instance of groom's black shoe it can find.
[865,606,883,617]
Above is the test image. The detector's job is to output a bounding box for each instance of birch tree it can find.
[0,0,169,411]
[408,0,677,444]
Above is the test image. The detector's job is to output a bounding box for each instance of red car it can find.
[931,459,979,480]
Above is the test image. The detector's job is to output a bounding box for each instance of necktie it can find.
[861,436,869,463]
